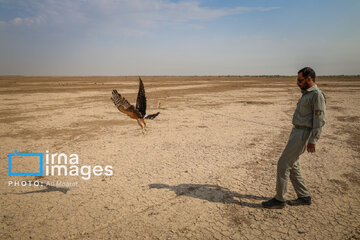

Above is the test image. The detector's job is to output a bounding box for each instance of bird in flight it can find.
[111,77,160,133]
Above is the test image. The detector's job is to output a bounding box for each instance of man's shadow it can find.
[149,183,269,208]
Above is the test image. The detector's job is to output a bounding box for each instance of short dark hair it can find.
[298,67,316,82]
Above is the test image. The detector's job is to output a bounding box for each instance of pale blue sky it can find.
[0,0,359,75]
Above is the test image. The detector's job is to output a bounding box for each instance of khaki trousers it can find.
[275,128,311,202]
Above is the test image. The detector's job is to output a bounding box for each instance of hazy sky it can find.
[0,0,359,76]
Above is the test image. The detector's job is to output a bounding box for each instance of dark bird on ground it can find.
[111,77,160,133]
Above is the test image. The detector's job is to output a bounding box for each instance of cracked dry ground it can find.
[0,76,359,239]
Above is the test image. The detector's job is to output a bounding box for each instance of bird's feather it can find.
[111,89,141,119]
[145,112,160,120]
[136,77,146,117]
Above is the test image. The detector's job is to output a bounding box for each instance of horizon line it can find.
[1,74,360,77]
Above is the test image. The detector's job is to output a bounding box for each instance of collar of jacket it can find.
[301,84,318,94]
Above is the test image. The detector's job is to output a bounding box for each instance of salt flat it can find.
[0,76,359,239]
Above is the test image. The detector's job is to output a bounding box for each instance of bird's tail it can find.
[144,112,160,120]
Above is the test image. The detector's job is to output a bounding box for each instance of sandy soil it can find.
[0,76,359,240]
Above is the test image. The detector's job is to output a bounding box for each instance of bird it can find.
[111,77,160,133]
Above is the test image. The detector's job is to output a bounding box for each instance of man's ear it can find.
[306,76,312,84]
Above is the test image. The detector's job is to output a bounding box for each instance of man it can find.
[262,67,326,209]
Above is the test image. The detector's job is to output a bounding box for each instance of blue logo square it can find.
[8,150,43,176]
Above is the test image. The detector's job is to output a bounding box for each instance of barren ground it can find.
[0,76,359,239]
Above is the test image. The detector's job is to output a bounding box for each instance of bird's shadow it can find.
[8,181,69,195]
[149,183,269,209]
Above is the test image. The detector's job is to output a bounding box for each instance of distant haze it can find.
[0,0,359,76]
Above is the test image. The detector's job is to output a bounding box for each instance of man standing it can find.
[262,67,326,209]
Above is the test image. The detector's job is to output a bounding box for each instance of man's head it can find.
[297,67,316,90]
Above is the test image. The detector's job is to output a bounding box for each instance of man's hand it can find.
[307,143,316,153]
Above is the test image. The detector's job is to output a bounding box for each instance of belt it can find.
[294,125,311,130]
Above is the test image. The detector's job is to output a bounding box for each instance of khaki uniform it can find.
[275,85,326,202]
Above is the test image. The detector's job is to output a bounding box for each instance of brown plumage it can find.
[111,77,160,133]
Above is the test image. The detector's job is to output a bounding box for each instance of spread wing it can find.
[111,90,141,119]
[136,77,146,117]
[145,112,160,120]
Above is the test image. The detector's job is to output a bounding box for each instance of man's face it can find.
[297,72,309,90]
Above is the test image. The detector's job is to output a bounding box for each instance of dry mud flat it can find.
[0,76,359,240]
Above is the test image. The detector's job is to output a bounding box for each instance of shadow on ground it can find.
[8,181,69,195]
[149,183,268,208]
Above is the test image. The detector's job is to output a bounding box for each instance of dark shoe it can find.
[262,198,285,209]
[287,196,312,206]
